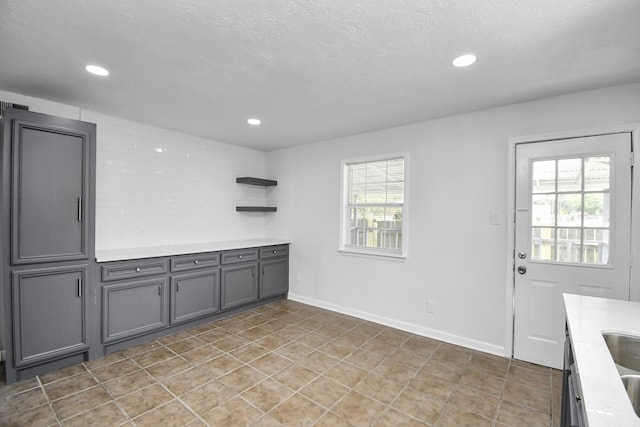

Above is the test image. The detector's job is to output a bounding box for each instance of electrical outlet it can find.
[426,299,436,314]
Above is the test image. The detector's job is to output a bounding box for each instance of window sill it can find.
[338,247,407,260]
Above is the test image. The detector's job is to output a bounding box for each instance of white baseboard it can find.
[288,293,507,358]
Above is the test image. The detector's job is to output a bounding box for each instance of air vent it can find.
[0,101,29,117]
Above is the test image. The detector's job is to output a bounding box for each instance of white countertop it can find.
[563,294,640,426]
[95,238,291,262]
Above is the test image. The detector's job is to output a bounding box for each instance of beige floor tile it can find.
[420,358,466,383]
[241,378,294,412]
[502,380,551,413]
[349,322,385,338]
[275,326,310,341]
[0,377,40,398]
[436,404,494,427]
[388,347,430,369]
[181,380,235,414]
[145,356,191,380]
[0,403,58,426]
[354,372,405,405]
[431,344,472,365]
[459,368,505,397]
[333,331,371,348]
[52,385,111,420]
[165,336,207,354]
[218,365,266,393]
[198,354,245,378]
[63,401,127,427]
[274,341,314,361]
[122,340,163,357]
[409,371,456,402]
[251,413,286,427]
[272,364,319,391]
[468,352,510,378]
[202,397,263,427]
[497,399,552,427]
[196,328,232,344]
[131,347,175,368]
[314,411,355,427]
[161,367,211,396]
[391,386,446,425]
[268,393,326,426]
[44,371,97,401]
[318,339,358,359]
[102,369,156,399]
[133,399,196,427]
[255,333,292,350]
[507,364,551,389]
[299,376,350,408]
[296,350,340,374]
[294,332,330,349]
[158,330,192,345]
[332,390,386,427]
[84,351,128,370]
[324,361,369,388]
[230,343,270,363]
[39,363,88,385]
[249,352,293,376]
[361,337,398,358]
[401,335,440,356]
[446,384,500,420]
[373,359,417,385]
[237,325,273,341]
[344,349,385,371]
[374,408,429,427]
[116,383,173,419]
[181,344,223,365]
[91,358,139,382]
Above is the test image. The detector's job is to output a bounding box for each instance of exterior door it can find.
[513,133,632,369]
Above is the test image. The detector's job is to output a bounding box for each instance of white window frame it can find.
[339,152,409,258]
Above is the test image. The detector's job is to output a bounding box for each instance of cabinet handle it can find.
[158,286,162,296]
[262,266,265,275]
[194,260,199,264]
[252,267,255,277]
[77,278,82,298]
[273,250,277,254]
[135,267,141,272]
[77,197,83,222]
[238,255,243,259]
[176,283,179,292]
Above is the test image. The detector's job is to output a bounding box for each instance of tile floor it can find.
[0,299,562,426]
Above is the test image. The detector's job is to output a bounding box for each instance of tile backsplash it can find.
[83,111,271,250]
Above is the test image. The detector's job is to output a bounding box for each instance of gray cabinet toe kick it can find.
[97,244,289,355]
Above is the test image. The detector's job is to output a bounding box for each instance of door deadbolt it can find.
[517,266,527,274]
[518,251,527,259]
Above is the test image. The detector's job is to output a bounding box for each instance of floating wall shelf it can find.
[236,177,278,212]
[236,206,277,212]
[236,177,277,186]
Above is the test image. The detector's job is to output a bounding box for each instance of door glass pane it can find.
[558,158,582,192]
[532,227,555,261]
[532,194,555,226]
[532,160,556,193]
[585,157,610,191]
[557,228,581,263]
[583,229,609,264]
[584,193,609,227]
[557,194,582,227]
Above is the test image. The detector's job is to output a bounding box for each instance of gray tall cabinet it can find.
[1,108,96,383]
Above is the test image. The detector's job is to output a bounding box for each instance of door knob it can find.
[517,266,527,274]
[518,251,527,259]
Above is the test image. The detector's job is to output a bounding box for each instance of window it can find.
[530,156,611,264]
[340,154,407,257]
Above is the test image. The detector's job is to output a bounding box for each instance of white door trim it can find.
[505,123,640,360]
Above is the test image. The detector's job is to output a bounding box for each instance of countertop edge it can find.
[95,238,291,262]
[563,293,640,426]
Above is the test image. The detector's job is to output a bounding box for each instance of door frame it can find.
[505,123,640,360]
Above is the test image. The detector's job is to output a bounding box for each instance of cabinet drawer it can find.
[259,245,289,259]
[171,253,220,272]
[221,248,258,265]
[101,259,168,282]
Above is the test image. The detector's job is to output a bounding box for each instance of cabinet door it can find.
[8,110,94,265]
[12,266,88,367]
[221,263,258,310]
[260,258,289,299]
[171,269,220,324]
[102,278,168,342]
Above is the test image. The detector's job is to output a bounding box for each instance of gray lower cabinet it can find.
[221,263,259,310]
[171,269,220,324]
[12,265,89,368]
[260,258,289,298]
[102,278,168,343]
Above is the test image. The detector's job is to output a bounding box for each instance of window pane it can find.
[584,192,609,227]
[532,160,556,194]
[583,229,609,264]
[532,227,555,261]
[558,158,582,192]
[557,193,582,227]
[532,194,555,226]
[557,228,581,263]
[585,157,610,191]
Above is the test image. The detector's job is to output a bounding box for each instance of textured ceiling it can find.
[1,0,639,151]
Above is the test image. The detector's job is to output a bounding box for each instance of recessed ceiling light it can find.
[247,118,261,126]
[452,54,477,67]
[85,64,109,76]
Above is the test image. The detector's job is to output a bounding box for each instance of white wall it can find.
[0,90,270,251]
[267,83,640,356]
